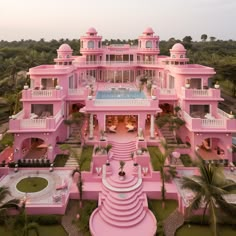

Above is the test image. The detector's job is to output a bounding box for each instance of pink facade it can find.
[7,27,236,163]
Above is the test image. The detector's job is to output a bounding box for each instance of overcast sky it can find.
[0,0,235,41]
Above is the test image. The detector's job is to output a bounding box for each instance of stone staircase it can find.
[163,209,184,236]
[64,144,81,168]
[108,141,137,161]
[160,125,177,145]
[89,165,157,236]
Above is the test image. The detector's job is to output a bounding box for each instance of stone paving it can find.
[0,169,72,204]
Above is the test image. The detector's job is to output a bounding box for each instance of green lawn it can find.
[54,154,69,167]
[148,199,178,221]
[16,177,48,193]
[176,224,236,236]
[80,146,93,171]
[0,225,68,236]
[147,146,162,171]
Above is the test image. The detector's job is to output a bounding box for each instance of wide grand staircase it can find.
[108,141,136,161]
[89,164,157,236]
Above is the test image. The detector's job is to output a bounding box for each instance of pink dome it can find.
[58,44,72,52]
[143,27,154,34]
[87,27,97,34]
[171,43,186,51]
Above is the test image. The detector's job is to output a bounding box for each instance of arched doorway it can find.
[20,137,48,159]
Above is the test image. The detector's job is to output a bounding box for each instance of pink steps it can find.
[109,141,136,161]
[89,142,157,236]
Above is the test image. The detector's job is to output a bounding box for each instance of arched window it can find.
[98,41,101,48]
[67,55,70,58]
[180,55,184,58]
[156,41,159,48]
[146,41,152,48]
[88,41,94,49]
[172,54,176,58]
[139,41,141,48]
[81,41,83,48]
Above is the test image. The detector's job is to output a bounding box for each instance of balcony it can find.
[22,89,65,100]
[85,97,159,112]
[9,110,63,132]
[183,110,236,131]
[67,88,87,100]
[75,60,159,68]
[181,87,222,100]
[158,88,177,100]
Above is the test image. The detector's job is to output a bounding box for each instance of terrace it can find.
[9,109,63,131]
[182,109,236,131]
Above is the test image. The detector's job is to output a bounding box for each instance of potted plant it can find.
[24,83,29,90]
[214,81,220,89]
[118,161,126,180]
[185,79,190,88]
[228,111,234,119]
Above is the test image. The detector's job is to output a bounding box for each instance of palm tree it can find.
[153,142,176,208]
[0,186,20,214]
[157,142,177,208]
[15,201,39,236]
[0,186,20,228]
[60,144,85,208]
[181,162,236,236]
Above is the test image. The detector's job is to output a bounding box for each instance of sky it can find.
[0,0,236,41]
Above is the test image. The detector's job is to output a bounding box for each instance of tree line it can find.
[0,35,236,97]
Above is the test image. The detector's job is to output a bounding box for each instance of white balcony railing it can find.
[201,119,225,128]
[32,90,53,97]
[68,88,85,96]
[159,88,175,95]
[192,89,209,96]
[217,108,232,119]
[21,119,46,129]
[94,99,150,106]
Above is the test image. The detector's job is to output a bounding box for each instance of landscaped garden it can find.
[16,177,48,193]
[54,154,69,167]
[80,145,93,171]
[148,146,163,171]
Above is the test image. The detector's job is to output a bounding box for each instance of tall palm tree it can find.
[181,162,236,236]
[0,186,20,214]
[153,142,176,208]
[60,144,85,208]
[0,186,20,227]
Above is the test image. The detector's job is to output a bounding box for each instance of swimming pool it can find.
[96,90,146,99]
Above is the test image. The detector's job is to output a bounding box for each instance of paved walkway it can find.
[62,200,83,236]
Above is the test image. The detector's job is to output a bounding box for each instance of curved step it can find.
[90,208,157,236]
[103,200,143,216]
[99,208,147,227]
[106,175,138,188]
[100,204,144,223]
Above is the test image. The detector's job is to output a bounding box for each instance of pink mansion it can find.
[8,27,236,163]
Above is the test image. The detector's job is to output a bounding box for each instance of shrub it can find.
[180,154,192,167]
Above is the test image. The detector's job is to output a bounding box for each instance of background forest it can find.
[0,35,235,123]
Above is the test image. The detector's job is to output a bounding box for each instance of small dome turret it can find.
[55,44,73,66]
[169,43,188,61]
[86,27,97,36]
[171,43,186,52]
[58,43,73,52]
[143,27,154,36]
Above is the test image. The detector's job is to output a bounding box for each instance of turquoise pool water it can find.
[96,90,146,99]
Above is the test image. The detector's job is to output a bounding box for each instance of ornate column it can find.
[89,113,94,139]
[150,114,155,139]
